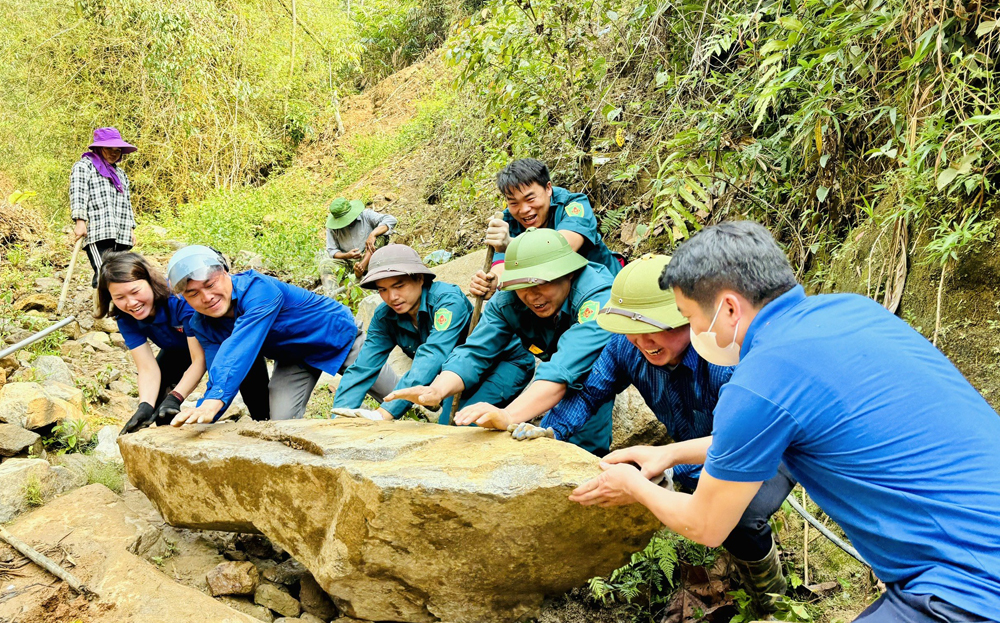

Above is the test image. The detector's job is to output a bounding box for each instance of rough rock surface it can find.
[611,386,670,451]
[0,484,260,622]
[31,354,75,386]
[0,422,42,456]
[0,381,84,429]
[429,249,487,295]
[299,573,338,620]
[0,458,84,522]
[256,583,301,617]
[218,596,276,622]
[80,330,114,351]
[209,561,260,596]
[119,419,661,623]
[12,293,57,313]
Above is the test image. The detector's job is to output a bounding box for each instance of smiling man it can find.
[513,254,795,610]
[469,158,621,300]
[387,228,616,453]
[164,245,397,424]
[571,221,1000,622]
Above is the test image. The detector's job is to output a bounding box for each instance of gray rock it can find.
[149,225,168,237]
[93,426,123,463]
[79,331,112,352]
[0,382,85,429]
[31,355,74,387]
[263,558,307,585]
[97,367,122,385]
[59,340,83,358]
[298,573,337,621]
[273,618,303,623]
[109,380,133,395]
[299,614,326,623]
[94,317,119,334]
[110,333,127,349]
[217,596,275,622]
[0,424,42,457]
[610,385,670,451]
[208,561,260,596]
[236,250,264,271]
[217,595,275,622]
[0,459,79,522]
[50,453,102,483]
[255,583,301,618]
[76,314,95,331]
[34,277,62,291]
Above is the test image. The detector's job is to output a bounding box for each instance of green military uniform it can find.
[440,228,616,454]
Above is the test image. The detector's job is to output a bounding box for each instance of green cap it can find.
[326,198,365,229]
[596,254,689,334]
[498,228,588,291]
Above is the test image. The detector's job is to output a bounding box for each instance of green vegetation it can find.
[22,475,44,508]
[87,461,125,494]
[45,418,93,454]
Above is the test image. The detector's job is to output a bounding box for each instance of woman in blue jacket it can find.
[95,252,268,433]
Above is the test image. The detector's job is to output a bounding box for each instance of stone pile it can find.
[119,418,662,623]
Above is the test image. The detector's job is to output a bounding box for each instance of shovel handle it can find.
[56,238,84,315]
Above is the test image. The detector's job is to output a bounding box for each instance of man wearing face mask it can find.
[571,221,1000,623]
[387,227,616,454]
[511,254,795,611]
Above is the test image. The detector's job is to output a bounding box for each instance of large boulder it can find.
[0,381,85,429]
[119,419,660,623]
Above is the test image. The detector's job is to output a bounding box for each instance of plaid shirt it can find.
[69,157,135,245]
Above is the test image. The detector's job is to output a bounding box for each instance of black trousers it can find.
[678,464,797,561]
[85,239,132,287]
[155,347,271,421]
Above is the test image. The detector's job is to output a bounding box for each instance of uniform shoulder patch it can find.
[578,300,600,323]
[433,308,453,331]
[565,201,585,217]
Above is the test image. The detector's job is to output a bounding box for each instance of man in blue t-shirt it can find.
[571,221,1000,622]
[468,158,621,301]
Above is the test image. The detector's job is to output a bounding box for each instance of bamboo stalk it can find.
[0,526,97,598]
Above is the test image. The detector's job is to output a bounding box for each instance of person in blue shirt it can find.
[469,158,621,301]
[165,246,398,425]
[332,244,535,422]
[95,252,269,434]
[513,254,796,610]
[572,221,1000,622]
[388,228,617,454]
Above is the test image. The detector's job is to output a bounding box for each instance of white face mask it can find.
[689,300,741,366]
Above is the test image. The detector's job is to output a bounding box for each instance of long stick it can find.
[56,238,83,315]
[448,245,497,424]
[0,525,97,598]
[0,316,76,360]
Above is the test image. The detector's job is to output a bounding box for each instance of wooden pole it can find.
[448,238,499,424]
[0,525,97,598]
[56,238,83,315]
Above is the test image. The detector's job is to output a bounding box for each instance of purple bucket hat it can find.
[88,127,137,154]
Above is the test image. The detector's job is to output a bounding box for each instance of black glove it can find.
[120,402,156,436]
[153,393,184,426]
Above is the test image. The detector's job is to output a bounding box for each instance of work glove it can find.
[331,407,385,421]
[650,467,674,490]
[484,214,510,252]
[507,422,556,441]
[153,393,184,426]
[120,402,156,436]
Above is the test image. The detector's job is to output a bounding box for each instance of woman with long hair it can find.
[96,252,269,433]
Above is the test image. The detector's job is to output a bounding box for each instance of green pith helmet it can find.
[596,254,689,334]
[326,197,365,229]
[498,228,588,291]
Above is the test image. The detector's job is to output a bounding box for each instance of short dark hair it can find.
[95,252,172,319]
[496,158,551,198]
[659,221,797,310]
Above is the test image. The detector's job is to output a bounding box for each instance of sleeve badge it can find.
[578,300,600,323]
[565,201,585,217]
[434,308,453,331]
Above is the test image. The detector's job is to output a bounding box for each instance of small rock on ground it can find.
[298,574,337,621]
[31,355,74,387]
[299,613,326,623]
[208,561,260,597]
[93,426,123,463]
[255,583,301,618]
[0,459,79,522]
[263,558,306,585]
[0,424,42,457]
[217,595,275,622]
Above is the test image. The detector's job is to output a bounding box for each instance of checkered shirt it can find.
[69,157,136,245]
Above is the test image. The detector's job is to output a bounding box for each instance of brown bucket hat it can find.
[359,244,436,289]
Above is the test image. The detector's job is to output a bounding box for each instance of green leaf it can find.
[778,16,805,32]
[816,185,830,202]
[936,167,960,191]
[606,10,619,21]
[820,154,830,168]
[976,20,997,37]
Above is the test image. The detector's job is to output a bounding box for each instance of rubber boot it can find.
[734,538,787,614]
